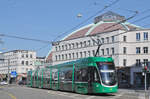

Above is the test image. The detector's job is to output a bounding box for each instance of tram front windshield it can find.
[97,62,117,86]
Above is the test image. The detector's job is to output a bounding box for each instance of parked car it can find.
[0,81,8,85]
[18,80,26,85]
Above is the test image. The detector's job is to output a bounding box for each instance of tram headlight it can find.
[96,85,99,87]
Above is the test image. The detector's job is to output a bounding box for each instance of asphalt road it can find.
[0,85,147,99]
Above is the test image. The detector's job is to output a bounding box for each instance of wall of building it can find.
[0,50,36,75]
[51,29,150,87]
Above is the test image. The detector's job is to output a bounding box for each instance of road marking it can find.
[47,91,83,99]
[7,93,17,99]
[0,89,17,99]
[0,86,4,88]
[85,96,95,99]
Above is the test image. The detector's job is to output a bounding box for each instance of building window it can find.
[143,47,148,54]
[69,53,71,59]
[92,40,96,46]
[88,51,91,57]
[111,47,114,55]
[65,45,68,50]
[72,53,75,59]
[80,42,83,48]
[69,44,71,49]
[88,40,91,46]
[59,55,61,60]
[136,59,141,66]
[62,45,64,50]
[55,55,58,61]
[26,54,28,58]
[30,54,32,58]
[26,61,29,65]
[84,41,86,47]
[101,49,104,56]
[55,46,58,51]
[143,59,148,66]
[92,50,95,56]
[76,43,79,48]
[59,46,61,51]
[80,52,83,58]
[123,47,127,54]
[22,54,24,58]
[106,37,109,43]
[30,61,33,65]
[136,47,141,54]
[84,51,86,57]
[136,33,140,41]
[101,38,104,44]
[106,48,109,55]
[65,54,67,60]
[111,36,114,42]
[123,59,127,66]
[144,32,148,40]
[72,43,75,49]
[97,39,100,44]
[21,61,24,65]
[123,36,127,42]
[62,54,64,60]
[76,52,78,58]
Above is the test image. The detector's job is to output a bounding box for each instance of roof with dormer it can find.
[62,11,142,41]
[46,11,143,61]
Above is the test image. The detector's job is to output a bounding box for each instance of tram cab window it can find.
[96,62,117,86]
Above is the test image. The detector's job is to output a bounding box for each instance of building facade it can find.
[35,57,45,69]
[0,50,36,82]
[46,11,150,88]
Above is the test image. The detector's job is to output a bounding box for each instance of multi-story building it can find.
[0,50,36,81]
[46,11,150,88]
[35,57,45,69]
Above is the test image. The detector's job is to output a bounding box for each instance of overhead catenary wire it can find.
[53,0,120,42]
[35,0,120,51]
[103,11,138,30]
[131,14,150,24]
[0,34,51,44]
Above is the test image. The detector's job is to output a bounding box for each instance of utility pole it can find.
[145,72,147,91]
[7,59,10,85]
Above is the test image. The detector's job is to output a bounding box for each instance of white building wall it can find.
[51,29,150,70]
[0,50,36,75]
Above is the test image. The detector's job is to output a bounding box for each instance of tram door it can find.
[52,69,59,90]
[88,67,100,93]
[88,67,93,93]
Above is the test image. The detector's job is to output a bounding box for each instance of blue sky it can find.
[0,0,150,57]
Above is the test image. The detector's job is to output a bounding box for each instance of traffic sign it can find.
[11,71,17,77]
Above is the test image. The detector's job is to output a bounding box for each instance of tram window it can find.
[52,69,58,81]
[59,71,65,81]
[93,67,100,82]
[65,70,72,81]
[75,68,88,82]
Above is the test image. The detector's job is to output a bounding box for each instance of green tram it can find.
[27,57,118,94]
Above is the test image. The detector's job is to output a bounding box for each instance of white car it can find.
[0,81,8,85]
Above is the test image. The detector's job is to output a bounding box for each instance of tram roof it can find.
[47,57,114,68]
